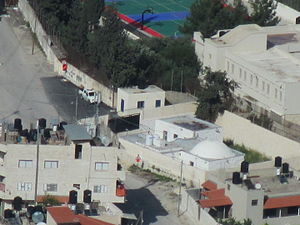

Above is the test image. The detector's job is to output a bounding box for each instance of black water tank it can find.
[282,163,289,174]
[29,129,37,142]
[20,129,28,137]
[275,156,282,168]
[4,209,13,218]
[83,189,92,203]
[44,128,51,139]
[241,161,249,173]
[14,118,22,131]
[232,172,241,184]
[12,196,23,211]
[69,190,78,204]
[59,121,67,130]
[27,206,35,218]
[38,118,46,129]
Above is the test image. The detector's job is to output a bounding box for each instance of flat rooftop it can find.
[119,85,165,94]
[159,115,220,131]
[237,48,300,83]
[210,160,300,196]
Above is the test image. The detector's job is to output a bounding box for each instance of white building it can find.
[0,124,125,211]
[154,115,223,142]
[194,24,300,123]
[117,85,165,116]
[121,115,243,171]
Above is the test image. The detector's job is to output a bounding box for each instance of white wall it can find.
[117,87,165,114]
[18,0,117,108]
[216,111,300,159]
[118,138,206,187]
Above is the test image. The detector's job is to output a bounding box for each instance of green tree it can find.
[195,68,237,122]
[250,0,280,26]
[41,195,61,206]
[221,218,252,225]
[181,0,249,37]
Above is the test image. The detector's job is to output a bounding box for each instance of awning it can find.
[264,195,300,209]
[199,197,233,208]
[201,180,217,191]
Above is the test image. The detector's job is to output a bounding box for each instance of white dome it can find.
[190,140,235,159]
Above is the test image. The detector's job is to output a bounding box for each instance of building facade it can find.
[117,85,165,116]
[194,24,300,122]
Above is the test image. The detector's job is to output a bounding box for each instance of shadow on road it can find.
[116,187,168,225]
[40,76,111,123]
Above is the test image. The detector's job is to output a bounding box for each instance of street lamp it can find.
[141,8,153,30]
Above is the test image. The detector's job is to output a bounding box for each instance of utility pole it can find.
[170,70,174,91]
[177,160,183,216]
[34,124,40,204]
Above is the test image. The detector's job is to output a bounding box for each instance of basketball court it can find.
[106,0,194,37]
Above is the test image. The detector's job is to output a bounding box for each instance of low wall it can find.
[18,0,116,107]
[118,138,206,187]
[216,111,300,159]
[180,189,218,225]
[140,101,197,121]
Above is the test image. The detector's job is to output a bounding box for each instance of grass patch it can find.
[128,164,176,182]
[224,139,271,163]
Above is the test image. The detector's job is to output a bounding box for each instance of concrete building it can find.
[120,115,244,171]
[117,85,165,116]
[194,24,300,123]
[0,124,125,213]
[181,157,300,225]
[154,115,223,142]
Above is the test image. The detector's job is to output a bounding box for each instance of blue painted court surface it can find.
[105,0,195,36]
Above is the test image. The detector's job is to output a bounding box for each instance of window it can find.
[262,81,265,91]
[75,144,82,159]
[94,185,108,193]
[137,101,144,109]
[44,161,58,169]
[243,71,247,81]
[250,74,253,85]
[267,84,270,94]
[95,162,109,171]
[255,77,259,88]
[275,88,278,98]
[227,61,230,71]
[227,184,230,190]
[155,100,161,108]
[231,63,235,74]
[173,134,178,139]
[120,99,124,112]
[190,161,194,166]
[44,184,57,192]
[251,199,258,206]
[163,131,168,141]
[18,160,33,168]
[17,182,32,191]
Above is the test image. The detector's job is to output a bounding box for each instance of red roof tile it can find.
[47,207,78,224]
[202,189,225,199]
[264,195,300,209]
[199,197,233,208]
[201,180,217,191]
[47,207,114,225]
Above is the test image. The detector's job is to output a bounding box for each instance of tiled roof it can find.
[202,189,225,199]
[199,197,233,208]
[47,207,114,225]
[264,195,300,209]
[201,180,217,191]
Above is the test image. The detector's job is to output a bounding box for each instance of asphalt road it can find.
[0,10,111,128]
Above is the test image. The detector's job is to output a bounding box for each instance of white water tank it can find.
[153,134,161,147]
[145,134,153,146]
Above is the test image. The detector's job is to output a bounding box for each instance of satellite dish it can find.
[100,136,111,147]
[255,183,262,190]
[32,211,44,224]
